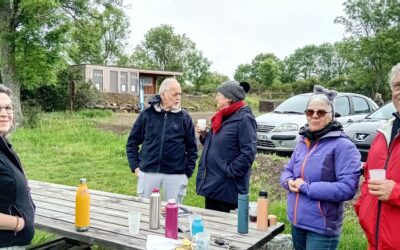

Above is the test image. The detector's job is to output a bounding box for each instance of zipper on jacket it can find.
[157,112,168,172]
[198,132,213,191]
[318,201,327,228]
[293,141,319,225]
[374,133,397,250]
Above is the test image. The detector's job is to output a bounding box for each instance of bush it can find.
[21,68,105,112]
[21,101,42,129]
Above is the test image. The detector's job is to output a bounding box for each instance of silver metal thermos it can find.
[149,188,160,229]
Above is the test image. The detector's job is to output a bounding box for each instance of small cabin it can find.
[74,64,182,95]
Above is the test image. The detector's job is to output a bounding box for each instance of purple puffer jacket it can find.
[280,130,361,236]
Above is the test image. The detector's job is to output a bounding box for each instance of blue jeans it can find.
[291,225,340,250]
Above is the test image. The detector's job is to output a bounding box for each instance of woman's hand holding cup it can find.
[196,119,208,137]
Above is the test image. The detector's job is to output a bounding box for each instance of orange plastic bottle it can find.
[256,190,269,231]
[75,178,90,232]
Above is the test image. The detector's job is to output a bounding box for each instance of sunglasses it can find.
[304,109,331,118]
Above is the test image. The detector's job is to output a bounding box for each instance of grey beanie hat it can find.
[217,81,247,102]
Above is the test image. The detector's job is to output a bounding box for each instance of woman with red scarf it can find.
[195,81,257,212]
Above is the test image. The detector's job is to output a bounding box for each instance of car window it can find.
[367,102,395,119]
[275,95,308,113]
[335,96,350,116]
[353,96,370,114]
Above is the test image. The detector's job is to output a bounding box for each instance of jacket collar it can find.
[149,95,181,113]
[377,112,400,147]
[221,106,251,123]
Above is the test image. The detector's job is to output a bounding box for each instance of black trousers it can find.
[205,197,237,213]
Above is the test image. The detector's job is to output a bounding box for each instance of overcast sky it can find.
[126,0,346,78]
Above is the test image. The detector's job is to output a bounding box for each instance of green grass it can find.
[11,110,367,249]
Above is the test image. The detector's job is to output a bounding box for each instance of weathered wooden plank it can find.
[32,192,272,245]
[32,196,258,248]
[30,180,284,250]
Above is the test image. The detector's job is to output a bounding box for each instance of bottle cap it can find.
[168,199,176,204]
[194,217,202,222]
[152,187,159,192]
[80,178,87,184]
[259,190,268,198]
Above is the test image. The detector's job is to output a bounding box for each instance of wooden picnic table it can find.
[29,180,284,250]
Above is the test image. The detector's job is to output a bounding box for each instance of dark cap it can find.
[217,81,250,102]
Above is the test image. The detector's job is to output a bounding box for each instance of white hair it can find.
[158,78,179,95]
[0,84,12,97]
[307,95,332,112]
[389,63,400,90]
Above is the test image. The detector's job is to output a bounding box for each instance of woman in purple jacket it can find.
[280,85,361,250]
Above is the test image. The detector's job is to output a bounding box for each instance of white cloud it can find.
[126,0,345,78]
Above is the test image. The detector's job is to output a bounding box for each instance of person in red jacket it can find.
[355,63,400,250]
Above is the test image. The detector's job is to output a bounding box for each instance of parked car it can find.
[344,102,395,161]
[256,93,378,153]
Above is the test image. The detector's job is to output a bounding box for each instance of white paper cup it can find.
[128,211,141,234]
[369,169,386,180]
[195,232,210,250]
[197,119,207,131]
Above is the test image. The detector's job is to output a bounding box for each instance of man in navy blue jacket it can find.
[126,78,198,203]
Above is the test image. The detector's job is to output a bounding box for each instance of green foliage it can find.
[21,101,42,129]
[31,230,57,247]
[21,68,104,112]
[182,71,229,94]
[258,58,282,86]
[282,43,347,84]
[234,53,283,87]
[234,64,253,82]
[128,25,211,87]
[290,77,321,94]
[68,3,130,64]
[334,0,400,97]
[0,0,130,122]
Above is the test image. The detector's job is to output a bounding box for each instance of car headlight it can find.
[272,123,298,132]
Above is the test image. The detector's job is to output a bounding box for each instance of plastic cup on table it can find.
[128,211,141,234]
[195,232,210,250]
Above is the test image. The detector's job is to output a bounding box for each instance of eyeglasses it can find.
[0,105,13,114]
[304,109,331,118]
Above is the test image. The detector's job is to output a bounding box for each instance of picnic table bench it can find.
[29,180,284,249]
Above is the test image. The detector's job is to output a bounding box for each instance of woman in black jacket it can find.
[0,85,35,249]
[195,81,257,212]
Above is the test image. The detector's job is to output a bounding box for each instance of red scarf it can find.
[211,101,245,134]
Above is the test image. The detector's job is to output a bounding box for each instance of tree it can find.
[184,51,211,90]
[234,64,252,82]
[334,0,400,97]
[198,71,229,93]
[0,0,129,123]
[282,43,351,84]
[67,4,129,65]
[258,58,282,86]
[283,45,320,81]
[233,52,283,86]
[129,25,211,86]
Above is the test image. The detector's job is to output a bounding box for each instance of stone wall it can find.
[104,93,138,105]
